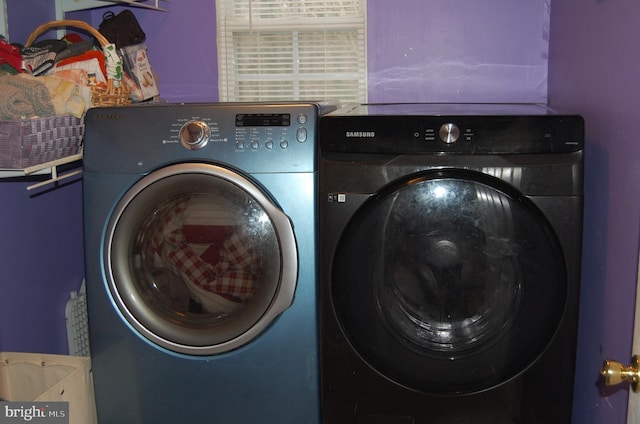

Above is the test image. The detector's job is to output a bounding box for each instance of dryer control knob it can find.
[179,120,210,150]
[439,123,460,144]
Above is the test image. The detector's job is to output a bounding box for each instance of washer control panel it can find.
[84,102,337,174]
[233,112,309,151]
[173,109,313,154]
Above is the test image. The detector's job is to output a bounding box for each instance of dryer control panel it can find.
[320,103,584,156]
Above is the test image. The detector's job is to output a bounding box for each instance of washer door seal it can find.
[105,163,297,355]
[331,169,567,394]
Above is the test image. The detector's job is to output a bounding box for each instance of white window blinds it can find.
[216,0,367,103]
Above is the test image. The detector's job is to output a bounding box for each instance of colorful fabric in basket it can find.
[14,74,90,119]
[52,50,107,86]
[0,37,22,74]
[0,80,38,120]
[0,75,54,120]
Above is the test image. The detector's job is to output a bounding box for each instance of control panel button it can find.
[265,140,274,150]
[280,140,289,149]
[296,127,308,143]
[179,120,210,150]
[425,128,436,141]
[251,140,259,150]
[439,123,460,144]
[297,113,308,124]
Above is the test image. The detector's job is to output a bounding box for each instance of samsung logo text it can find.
[92,114,126,121]
[346,131,376,138]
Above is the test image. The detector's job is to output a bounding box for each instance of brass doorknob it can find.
[601,355,640,392]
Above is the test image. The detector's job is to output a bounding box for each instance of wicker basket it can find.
[26,19,131,107]
[0,114,84,169]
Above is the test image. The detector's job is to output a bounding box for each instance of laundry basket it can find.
[25,19,131,107]
[0,352,97,424]
[0,114,84,169]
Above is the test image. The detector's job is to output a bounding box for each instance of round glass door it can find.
[105,163,297,355]
[331,169,567,394]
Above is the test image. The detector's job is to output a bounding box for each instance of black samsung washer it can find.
[318,103,584,423]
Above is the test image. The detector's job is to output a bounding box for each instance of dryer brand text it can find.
[346,131,376,138]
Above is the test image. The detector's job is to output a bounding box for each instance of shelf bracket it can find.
[60,0,169,13]
[23,153,83,191]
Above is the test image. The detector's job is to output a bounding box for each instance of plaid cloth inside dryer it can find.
[147,196,260,305]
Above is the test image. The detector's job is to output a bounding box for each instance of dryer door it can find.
[331,169,567,394]
[105,163,297,355]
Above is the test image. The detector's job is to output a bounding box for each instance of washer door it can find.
[331,169,567,394]
[105,163,297,355]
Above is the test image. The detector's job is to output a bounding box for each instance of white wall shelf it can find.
[1,153,83,190]
[0,0,7,36]
[57,0,168,15]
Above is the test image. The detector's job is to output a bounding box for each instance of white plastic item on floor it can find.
[0,352,97,424]
[65,280,90,357]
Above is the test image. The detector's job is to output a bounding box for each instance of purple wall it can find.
[0,179,84,355]
[366,0,549,103]
[83,2,220,103]
[4,0,57,43]
[549,1,640,423]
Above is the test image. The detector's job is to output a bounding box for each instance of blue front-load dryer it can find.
[82,102,335,423]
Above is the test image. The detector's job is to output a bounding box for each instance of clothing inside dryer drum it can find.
[375,178,524,354]
[133,193,275,321]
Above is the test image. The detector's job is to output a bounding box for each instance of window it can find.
[216,0,367,103]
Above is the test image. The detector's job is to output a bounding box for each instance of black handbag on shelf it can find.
[98,10,146,50]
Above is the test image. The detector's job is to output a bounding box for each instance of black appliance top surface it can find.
[334,102,558,116]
